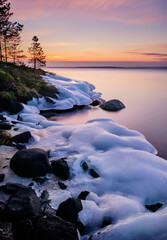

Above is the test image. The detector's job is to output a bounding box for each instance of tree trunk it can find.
[4,36,7,64]
[0,40,2,62]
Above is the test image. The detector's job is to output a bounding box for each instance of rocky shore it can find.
[1,72,167,240]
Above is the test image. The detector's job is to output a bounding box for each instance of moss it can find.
[0,131,14,146]
[0,91,16,100]
[0,70,14,91]
[0,62,58,104]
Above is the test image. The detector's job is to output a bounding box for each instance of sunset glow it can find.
[10,0,167,66]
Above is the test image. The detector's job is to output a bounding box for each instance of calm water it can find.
[45,68,167,160]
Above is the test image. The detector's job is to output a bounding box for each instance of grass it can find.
[0,62,58,104]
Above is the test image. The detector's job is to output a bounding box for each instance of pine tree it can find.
[28,36,46,70]
[0,0,13,62]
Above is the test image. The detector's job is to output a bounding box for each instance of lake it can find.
[45,67,167,160]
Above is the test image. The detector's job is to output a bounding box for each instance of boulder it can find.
[13,131,32,144]
[32,214,79,240]
[10,148,51,177]
[51,158,70,180]
[0,222,14,240]
[82,162,88,171]
[145,203,163,212]
[90,98,105,106]
[0,131,13,146]
[0,183,41,221]
[56,198,82,225]
[100,99,125,111]
[0,122,12,130]
[58,182,67,190]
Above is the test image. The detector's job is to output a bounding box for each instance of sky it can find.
[10,0,167,67]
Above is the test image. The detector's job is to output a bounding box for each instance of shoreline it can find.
[1,72,167,239]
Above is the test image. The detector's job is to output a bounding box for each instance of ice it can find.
[1,73,167,239]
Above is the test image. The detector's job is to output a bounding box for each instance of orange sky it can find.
[10,0,167,66]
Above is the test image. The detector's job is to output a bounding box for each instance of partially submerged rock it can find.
[0,131,13,147]
[10,148,51,177]
[100,99,125,111]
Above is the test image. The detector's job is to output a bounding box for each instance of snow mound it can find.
[28,73,101,111]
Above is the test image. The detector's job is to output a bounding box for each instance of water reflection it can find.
[45,68,167,160]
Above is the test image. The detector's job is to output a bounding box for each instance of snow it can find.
[27,73,101,111]
[1,73,167,239]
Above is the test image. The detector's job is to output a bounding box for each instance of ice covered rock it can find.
[100,99,125,111]
[10,148,51,177]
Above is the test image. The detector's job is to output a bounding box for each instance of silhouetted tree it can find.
[0,0,13,62]
[28,36,46,71]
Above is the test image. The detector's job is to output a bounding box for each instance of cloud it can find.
[126,51,167,59]
[10,0,167,24]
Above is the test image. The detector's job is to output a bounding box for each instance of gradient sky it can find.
[10,0,167,66]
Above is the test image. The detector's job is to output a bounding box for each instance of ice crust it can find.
[2,74,167,239]
[28,73,101,110]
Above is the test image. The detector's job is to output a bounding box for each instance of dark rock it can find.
[78,191,90,200]
[2,165,8,169]
[16,143,27,150]
[13,131,32,144]
[32,214,79,240]
[100,99,125,111]
[101,219,112,228]
[0,174,5,182]
[17,115,23,121]
[82,162,88,171]
[40,190,49,204]
[145,203,163,212]
[89,168,100,178]
[1,183,41,220]
[32,176,48,184]
[10,148,51,177]
[58,182,67,190]
[56,198,82,225]
[90,98,105,106]
[45,96,55,104]
[51,158,70,180]
[11,121,19,124]
[0,115,6,121]
[13,218,33,240]
[0,222,14,240]
[0,96,23,115]
[0,122,12,130]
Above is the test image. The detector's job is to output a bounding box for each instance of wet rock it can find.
[0,174,5,182]
[51,158,69,180]
[32,214,79,240]
[10,148,51,177]
[40,190,49,204]
[1,183,41,221]
[145,203,163,212]
[0,97,23,115]
[0,222,14,240]
[100,99,125,111]
[82,162,88,171]
[58,182,67,190]
[56,198,82,225]
[89,168,100,178]
[101,219,112,228]
[90,98,105,106]
[13,131,32,144]
[78,191,90,200]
